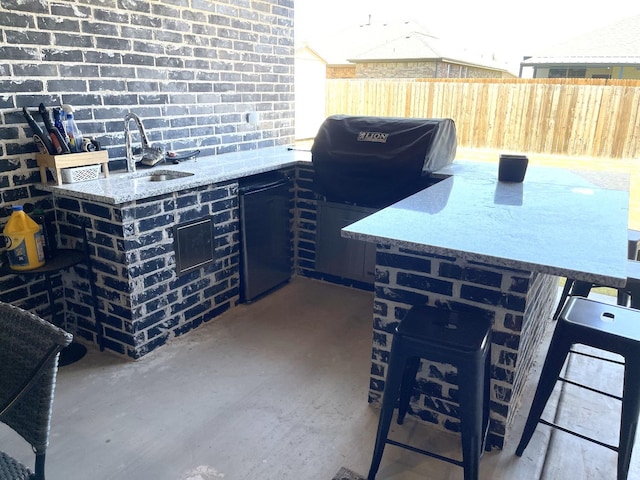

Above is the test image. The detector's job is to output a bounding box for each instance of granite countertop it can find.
[46,149,630,286]
[42,146,311,205]
[343,161,630,287]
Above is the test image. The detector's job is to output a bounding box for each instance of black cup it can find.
[498,154,528,182]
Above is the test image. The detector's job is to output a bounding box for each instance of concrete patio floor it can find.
[0,277,637,479]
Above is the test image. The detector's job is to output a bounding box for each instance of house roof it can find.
[300,20,509,73]
[348,30,442,62]
[522,14,640,66]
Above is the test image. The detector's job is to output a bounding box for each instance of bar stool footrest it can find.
[385,438,464,468]
[558,376,623,401]
[539,418,619,452]
[569,348,625,366]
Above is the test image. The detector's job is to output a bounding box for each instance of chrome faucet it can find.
[124,112,163,172]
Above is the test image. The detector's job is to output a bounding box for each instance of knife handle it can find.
[23,107,55,154]
[39,103,70,154]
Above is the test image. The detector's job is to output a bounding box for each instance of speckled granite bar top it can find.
[42,146,311,205]
[343,161,630,287]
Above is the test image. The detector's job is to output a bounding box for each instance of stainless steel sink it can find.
[131,170,195,182]
[147,173,188,182]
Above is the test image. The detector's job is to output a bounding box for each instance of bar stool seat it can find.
[367,305,492,480]
[516,297,640,480]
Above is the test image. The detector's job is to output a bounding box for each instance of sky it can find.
[295,0,640,73]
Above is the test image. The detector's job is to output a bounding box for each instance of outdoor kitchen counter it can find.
[40,146,310,205]
[342,161,629,450]
[344,161,630,288]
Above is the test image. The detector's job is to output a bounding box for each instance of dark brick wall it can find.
[0,0,294,332]
[53,181,241,359]
[9,165,297,360]
[0,0,294,212]
[295,163,317,276]
[371,244,557,450]
[0,160,357,360]
[50,165,297,359]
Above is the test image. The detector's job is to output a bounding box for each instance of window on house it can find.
[549,68,586,78]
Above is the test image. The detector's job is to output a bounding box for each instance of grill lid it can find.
[311,115,457,207]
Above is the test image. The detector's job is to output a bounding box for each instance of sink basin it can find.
[147,173,189,182]
[131,170,194,182]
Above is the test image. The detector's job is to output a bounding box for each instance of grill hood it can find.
[311,115,457,208]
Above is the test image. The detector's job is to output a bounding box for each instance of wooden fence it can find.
[324,78,640,159]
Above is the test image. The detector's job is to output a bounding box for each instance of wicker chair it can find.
[0,302,72,480]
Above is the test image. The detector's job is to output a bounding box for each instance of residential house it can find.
[521,14,640,79]
[295,20,512,139]
[299,20,512,80]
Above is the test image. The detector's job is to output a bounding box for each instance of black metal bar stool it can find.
[516,297,640,480]
[554,260,640,317]
[553,229,640,319]
[367,305,492,480]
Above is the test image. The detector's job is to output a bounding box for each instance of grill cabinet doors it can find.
[315,200,376,284]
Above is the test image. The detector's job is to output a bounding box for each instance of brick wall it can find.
[47,165,296,359]
[371,244,557,450]
[354,61,504,79]
[0,157,354,360]
[326,65,356,79]
[0,0,294,209]
[54,181,241,359]
[0,0,294,181]
[0,0,294,332]
[295,164,317,276]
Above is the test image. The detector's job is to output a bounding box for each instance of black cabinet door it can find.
[240,179,292,302]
